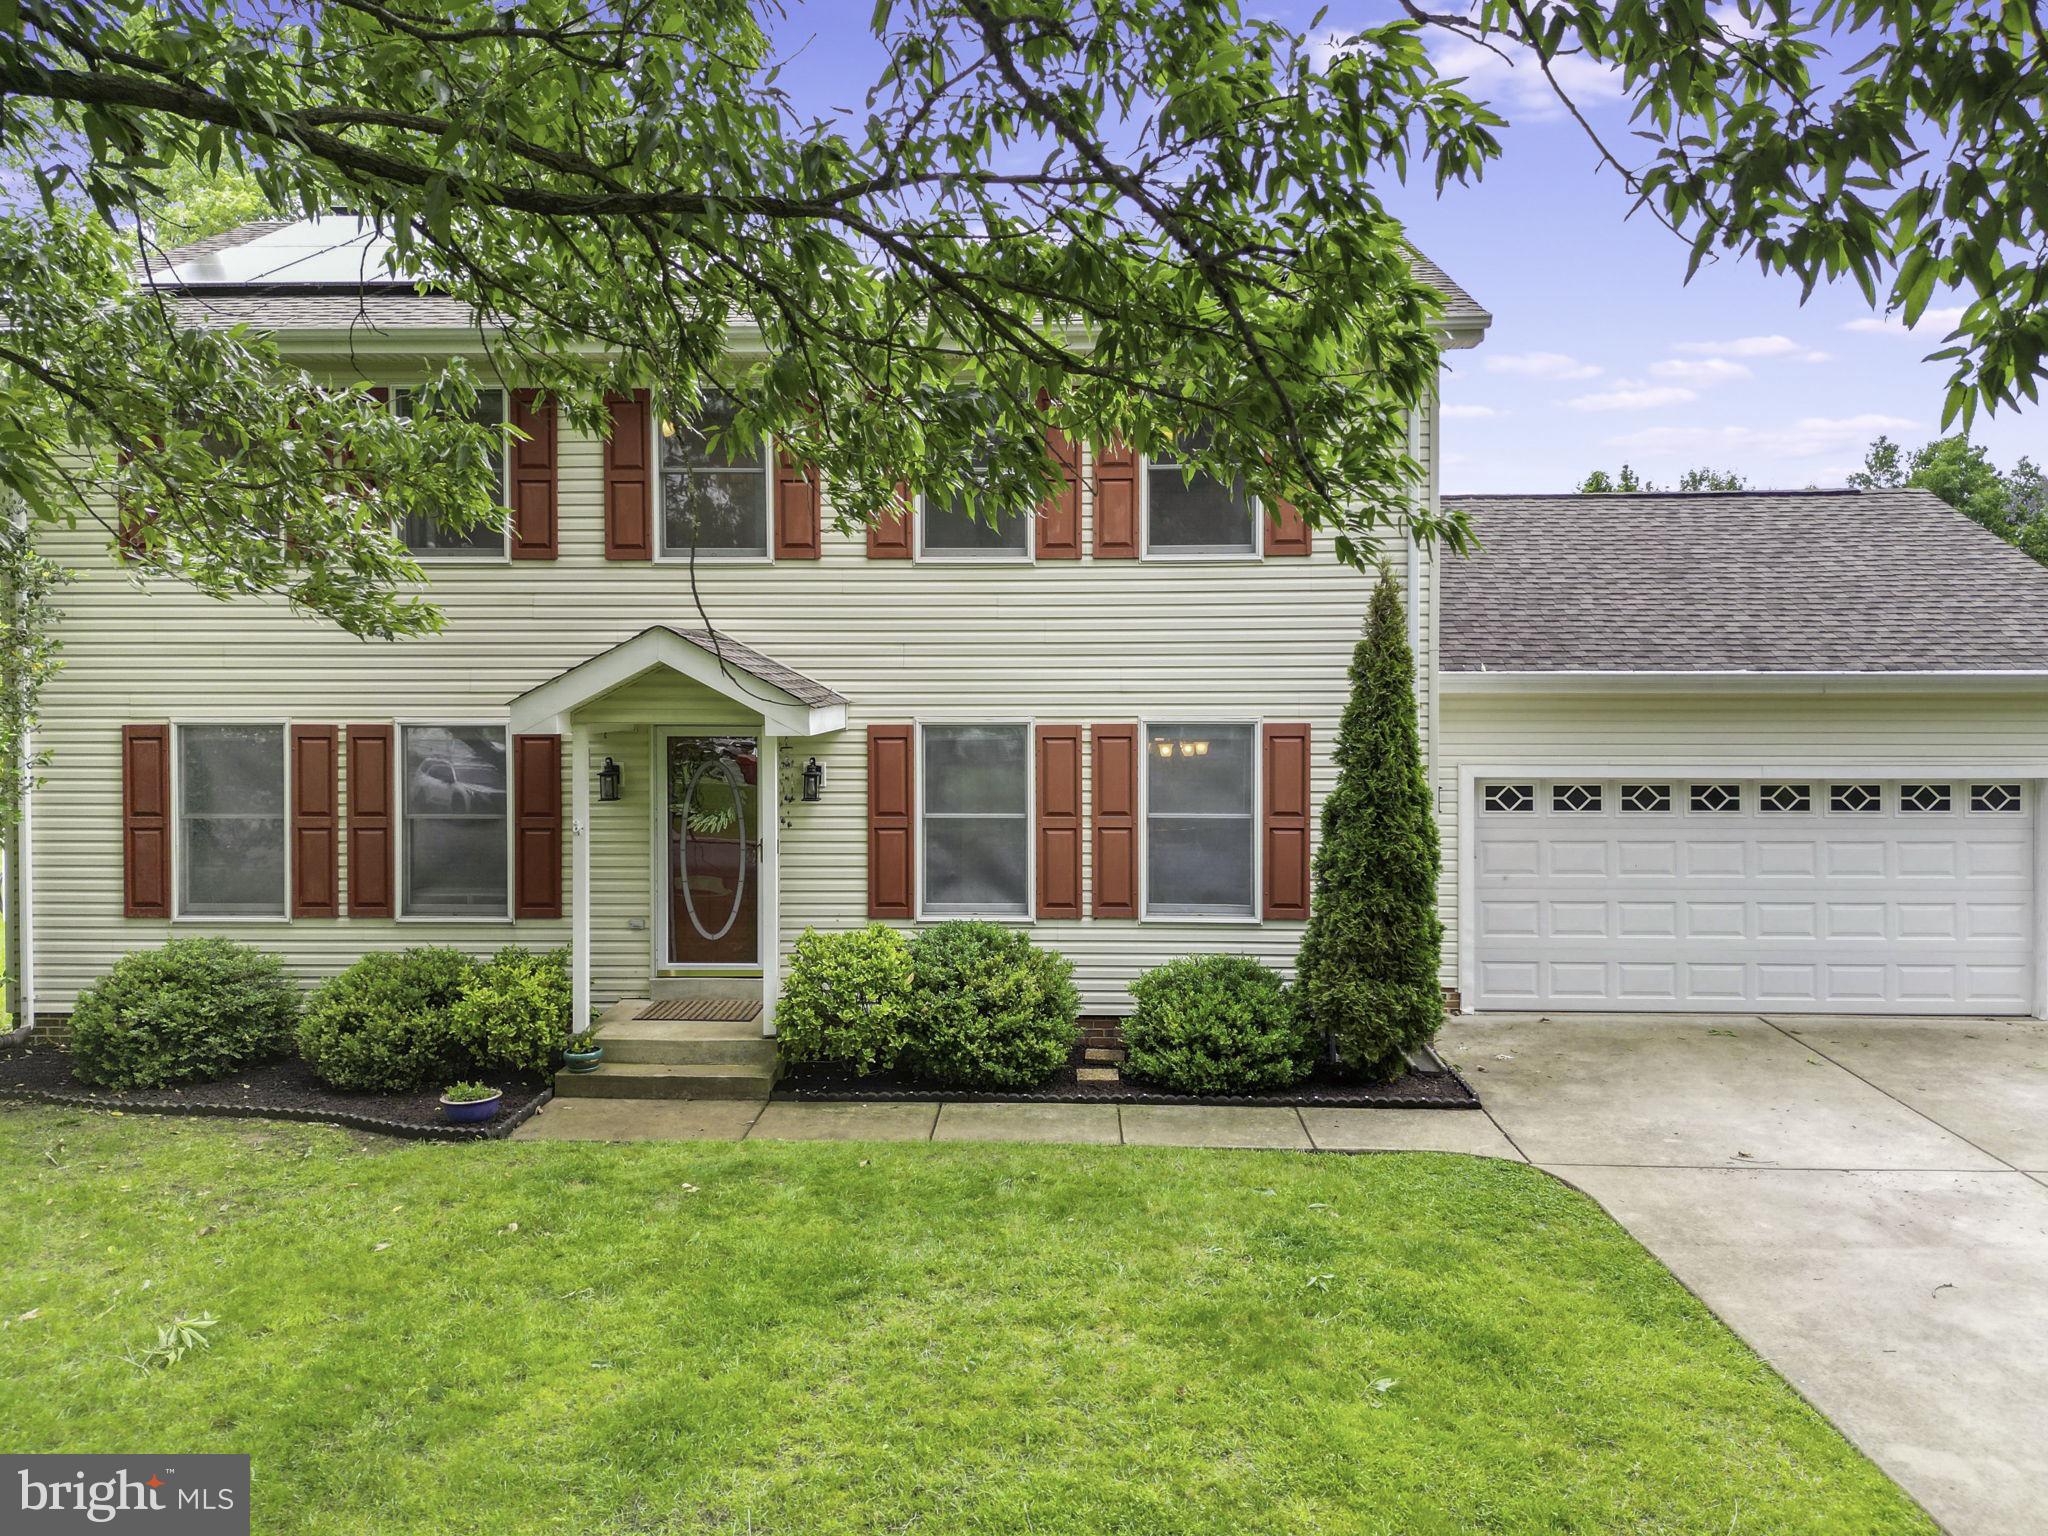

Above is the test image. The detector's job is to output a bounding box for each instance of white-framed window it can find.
[401,723,510,917]
[396,386,509,557]
[659,392,770,558]
[1146,434,1256,556]
[921,722,1031,916]
[1143,720,1256,917]
[176,722,288,917]
[919,436,1032,559]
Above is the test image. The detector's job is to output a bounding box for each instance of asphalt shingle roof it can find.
[1441,489,2048,674]
[661,627,846,708]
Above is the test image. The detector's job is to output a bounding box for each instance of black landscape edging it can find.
[0,1050,552,1142]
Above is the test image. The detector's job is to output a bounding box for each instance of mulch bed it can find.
[776,1048,1480,1110]
[0,1048,551,1142]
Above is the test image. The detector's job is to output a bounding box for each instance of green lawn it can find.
[0,1107,1929,1535]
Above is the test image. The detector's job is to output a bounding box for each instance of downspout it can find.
[4,493,35,1046]
[1404,407,1423,680]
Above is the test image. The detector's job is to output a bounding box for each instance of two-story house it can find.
[13,214,2048,1062]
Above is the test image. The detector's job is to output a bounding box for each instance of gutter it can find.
[1438,669,2048,695]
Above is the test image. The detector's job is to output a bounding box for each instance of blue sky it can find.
[775,2,2038,495]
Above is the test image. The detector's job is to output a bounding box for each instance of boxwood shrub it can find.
[69,938,299,1090]
[776,924,915,1074]
[450,946,573,1079]
[902,921,1079,1089]
[298,947,475,1092]
[1124,953,1316,1096]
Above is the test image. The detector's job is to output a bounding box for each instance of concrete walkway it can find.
[514,1094,1523,1156]
[514,1011,2048,1535]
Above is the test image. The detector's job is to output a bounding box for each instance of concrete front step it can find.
[553,1061,776,1101]
[598,1020,778,1068]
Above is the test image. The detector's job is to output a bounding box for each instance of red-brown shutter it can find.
[1262,722,1312,920]
[1092,441,1139,558]
[867,485,914,558]
[1035,725,1083,918]
[773,445,822,559]
[512,734,563,920]
[1037,424,1082,559]
[1265,498,1311,557]
[345,723,395,918]
[867,725,916,917]
[121,724,171,918]
[509,389,559,559]
[603,389,653,559]
[289,725,340,918]
[1090,723,1139,918]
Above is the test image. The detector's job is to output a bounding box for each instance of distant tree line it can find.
[1577,438,2048,567]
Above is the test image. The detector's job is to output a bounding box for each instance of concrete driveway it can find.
[1439,1012,2048,1536]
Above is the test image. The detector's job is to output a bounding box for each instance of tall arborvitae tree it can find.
[1297,564,1443,1074]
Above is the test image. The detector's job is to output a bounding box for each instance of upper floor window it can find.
[402,724,508,916]
[921,435,1031,558]
[398,387,507,557]
[1148,433,1255,555]
[922,723,1029,915]
[1145,721,1255,916]
[661,393,768,557]
[177,723,287,916]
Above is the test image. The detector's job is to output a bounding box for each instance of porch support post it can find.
[759,732,779,1038]
[570,723,592,1036]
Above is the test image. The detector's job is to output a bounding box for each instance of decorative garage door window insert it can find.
[398,387,508,556]
[402,725,509,916]
[1146,722,1255,915]
[1689,783,1741,813]
[1760,783,1813,814]
[1483,783,1534,813]
[660,392,769,557]
[922,724,1029,916]
[1620,783,1672,813]
[1552,783,1602,813]
[1901,783,1953,813]
[177,723,287,916]
[1971,783,2023,813]
[1829,783,1881,813]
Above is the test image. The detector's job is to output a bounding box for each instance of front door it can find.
[667,735,761,967]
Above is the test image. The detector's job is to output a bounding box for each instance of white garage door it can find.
[1473,778,2037,1014]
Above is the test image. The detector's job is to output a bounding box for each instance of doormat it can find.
[636,998,764,1023]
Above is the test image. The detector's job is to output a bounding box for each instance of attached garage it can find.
[1470,776,2035,1013]
[1437,489,2048,1020]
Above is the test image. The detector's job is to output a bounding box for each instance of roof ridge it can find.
[1445,488,1873,501]
[136,217,299,280]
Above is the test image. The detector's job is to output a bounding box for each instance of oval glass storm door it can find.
[667,736,761,966]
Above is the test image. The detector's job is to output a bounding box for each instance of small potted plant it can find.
[439,1080,503,1124]
[561,1030,604,1073]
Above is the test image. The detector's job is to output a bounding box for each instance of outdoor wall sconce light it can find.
[802,756,826,803]
[597,756,623,803]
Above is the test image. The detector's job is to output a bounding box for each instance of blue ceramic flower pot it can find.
[563,1044,604,1074]
[439,1092,503,1124]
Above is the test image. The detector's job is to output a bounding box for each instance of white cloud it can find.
[1428,35,1627,121]
[1484,350,1601,381]
[1568,384,1698,412]
[1601,413,1917,464]
[1648,357,1753,386]
[1670,334,1825,360]
[1439,403,1504,419]
[1842,305,1967,336]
